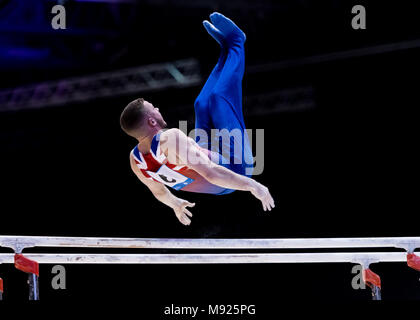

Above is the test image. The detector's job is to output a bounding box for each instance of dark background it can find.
[0,0,419,309]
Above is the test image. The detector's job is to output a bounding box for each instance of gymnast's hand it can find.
[173,198,195,225]
[249,180,275,212]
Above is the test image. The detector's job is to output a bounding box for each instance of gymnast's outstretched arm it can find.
[130,155,195,226]
[160,129,275,212]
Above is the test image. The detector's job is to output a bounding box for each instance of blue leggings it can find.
[194,40,253,181]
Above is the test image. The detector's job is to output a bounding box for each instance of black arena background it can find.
[0,0,419,313]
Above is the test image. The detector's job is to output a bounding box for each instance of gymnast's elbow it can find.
[188,161,214,182]
[199,163,224,184]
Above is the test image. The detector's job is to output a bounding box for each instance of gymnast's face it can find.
[144,100,167,129]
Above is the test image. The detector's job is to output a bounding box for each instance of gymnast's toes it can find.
[202,20,225,47]
[209,12,246,44]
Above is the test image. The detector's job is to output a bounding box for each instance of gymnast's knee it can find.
[208,91,226,106]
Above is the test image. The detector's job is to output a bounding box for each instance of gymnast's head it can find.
[120,98,167,140]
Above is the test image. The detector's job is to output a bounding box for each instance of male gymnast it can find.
[120,13,275,225]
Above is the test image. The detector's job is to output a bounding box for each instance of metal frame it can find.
[0,235,419,301]
[0,252,416,265]
[0,59,202,112]
[1,235,419,252]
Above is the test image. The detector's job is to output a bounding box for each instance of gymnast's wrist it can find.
[170,197,183,209]
[246,178,257,193]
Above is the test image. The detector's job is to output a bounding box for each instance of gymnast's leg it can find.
[193,25,228,148]
[206,13,253,177]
